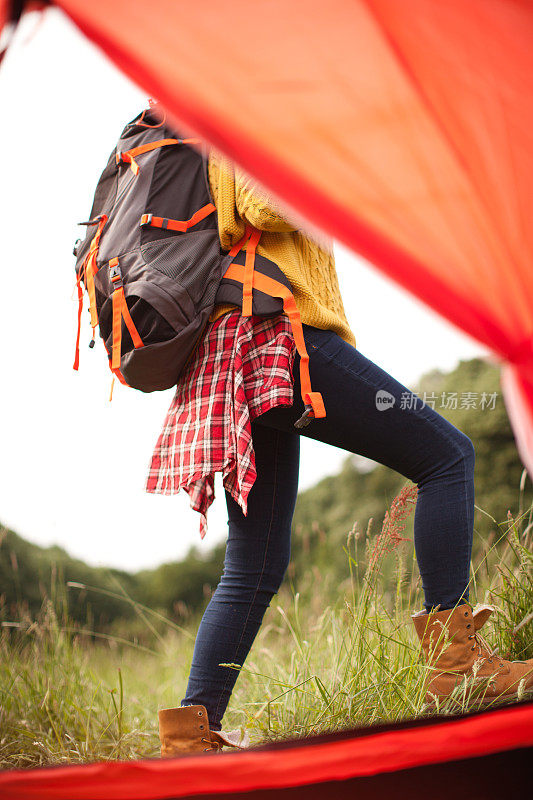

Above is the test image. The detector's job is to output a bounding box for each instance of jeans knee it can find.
[437,429,475,483]
[260,547,291,597]
[219,542,290,602]
[456,431,476,474]
[264,564,289,596]
[419,426,475,485]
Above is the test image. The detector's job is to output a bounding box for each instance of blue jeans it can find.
[182,323,475,728]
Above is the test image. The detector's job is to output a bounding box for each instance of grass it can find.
[1,474,532,769]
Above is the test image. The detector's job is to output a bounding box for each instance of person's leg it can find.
[181,424,300,730]
[255,324,475,612]
[182,322,476,728]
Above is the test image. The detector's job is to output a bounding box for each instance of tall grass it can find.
[1,475,531,769]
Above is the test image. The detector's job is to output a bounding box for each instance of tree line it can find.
[1,357,530,633]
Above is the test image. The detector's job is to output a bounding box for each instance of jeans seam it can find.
[460,452,472,601]
[212,427,280,724]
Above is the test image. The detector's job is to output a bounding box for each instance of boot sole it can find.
[425,685,533,710]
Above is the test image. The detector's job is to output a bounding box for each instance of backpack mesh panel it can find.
[141,233,222,306]
[200,271,220,311]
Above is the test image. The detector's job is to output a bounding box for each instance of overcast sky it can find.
[0,9,490,571]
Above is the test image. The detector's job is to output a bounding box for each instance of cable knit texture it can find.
[207,150,356,348]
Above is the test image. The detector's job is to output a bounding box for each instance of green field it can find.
[1,480,531,769]
[1,355,532,769]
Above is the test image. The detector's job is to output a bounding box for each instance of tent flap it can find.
[0,701,532,799]
[1,0,533,465]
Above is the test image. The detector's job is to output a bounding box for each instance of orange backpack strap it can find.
[84,215,107,333]
[109,258,144,371]
[228,226,252,257]
[136,104,167,128]
[73,214,108,371]
[117,137,202,175]
[72,272,84,371]
[226,224,262,317]
[222,261,326,426]
[140,203,216,232]
[242,226,261,317]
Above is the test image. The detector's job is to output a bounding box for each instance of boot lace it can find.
[201,737,222,752]
[468,628,504,667]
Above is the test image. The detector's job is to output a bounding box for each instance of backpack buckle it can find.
[294,404,314,428]
[78,214,105,226]
[109,259,123,289]
[140,213,153,226]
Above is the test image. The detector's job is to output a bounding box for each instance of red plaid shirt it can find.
[145,310,296,538]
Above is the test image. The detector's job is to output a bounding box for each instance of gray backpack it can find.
[73,104,324,426]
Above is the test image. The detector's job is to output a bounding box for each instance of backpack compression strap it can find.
[140,203,215,232]
[117,138,202,175]
[222,260,326,427]
[108,258,144,372]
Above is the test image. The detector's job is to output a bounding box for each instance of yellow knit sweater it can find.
[207,151,356,348]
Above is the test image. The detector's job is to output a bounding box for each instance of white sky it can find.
[0,10,490,571]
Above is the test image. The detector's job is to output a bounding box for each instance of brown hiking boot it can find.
[412,603,533,705]
[158,704,249,757]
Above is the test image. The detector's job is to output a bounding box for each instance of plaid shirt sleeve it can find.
[145,310,296,539]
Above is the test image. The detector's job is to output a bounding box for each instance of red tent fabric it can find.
[0,701,532,799]
[2,0,533,470]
